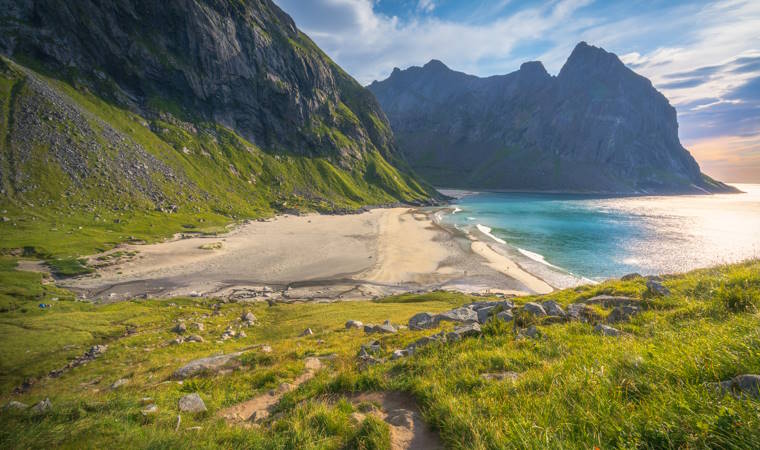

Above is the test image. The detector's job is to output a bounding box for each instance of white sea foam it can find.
[466,217,476,221]
[518,248,564,271]
[452,207,462,214]
[476,224,506,244]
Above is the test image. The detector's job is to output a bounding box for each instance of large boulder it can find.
[476,306,496,324]
[451,323,482,339]
[345,320,363,329]
[31,398,52,414]
[436,307,478,324]
[493,310,514,322]
[646,279,670,296]
[713,374,760,399]
[173,352,245,379]
[521,302,547,317]
[408,312,437,330]
[541,300,566,317]
[178,393,207,413]
[566,304,601,322]
[606,305,640,323]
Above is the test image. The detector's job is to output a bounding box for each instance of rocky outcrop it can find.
[368,42,737,194]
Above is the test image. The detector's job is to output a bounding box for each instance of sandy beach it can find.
[64,208,557,302]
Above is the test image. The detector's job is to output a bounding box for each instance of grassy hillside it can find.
[0,56,431,262]
[1,258,759,448]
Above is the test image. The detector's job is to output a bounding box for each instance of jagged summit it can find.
[368,42,736,194]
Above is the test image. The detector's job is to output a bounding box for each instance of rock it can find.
[523,325,539,339]
[142,404,158,415]
[111,378,129,389]
[87,345,108,358]
[4,401,29,410]
[606,305,640,323]
[186,335,205,343]
[541,300,565,317]
[192,322,205,331]
[476,306,496,324]
[566,303,601,322]
[241,312,256,324]
[621,273,642,281]
[480,371,520,382]
[541,316,566,325]
[173,322,187,334]
[237,330,247,338]
[390,349,408,360]
[436,307,478,324]
[173,352,245,379]
[300,328,314,337]
[364,323,397,334]
[646,279,670,296]
[594,324,622,337]
[260,345,272,353]
[713,374,760,399]
[31,398,52,414]
[408,312,437,330]
[582,295,639,308]
[359,340,382,355]
[345,320,363,329]
[493,310,514,322]
[451,323,482,338]
[178,393,207,413]
[221,328,236,340]
[521,302,547,317]
[171,337,185,345]
[445,331,461,342]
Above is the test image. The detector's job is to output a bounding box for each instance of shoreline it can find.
[61,207,562,302]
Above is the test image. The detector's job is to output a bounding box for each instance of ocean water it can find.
[442,184,760,284]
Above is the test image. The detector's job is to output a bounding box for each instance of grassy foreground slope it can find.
[1,258,759,448]
[0,56,431,262]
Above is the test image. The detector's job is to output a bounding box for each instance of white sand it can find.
[64,208,556,301]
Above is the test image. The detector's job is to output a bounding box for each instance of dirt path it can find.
[349,391,443,450]
[219,357,323,423]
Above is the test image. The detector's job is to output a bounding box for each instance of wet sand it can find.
[63,208,557,302]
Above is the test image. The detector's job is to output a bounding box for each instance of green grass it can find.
[1,258,760,448]
[0,56,432,261]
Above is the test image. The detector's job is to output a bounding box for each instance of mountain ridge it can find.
[368,42,737,194]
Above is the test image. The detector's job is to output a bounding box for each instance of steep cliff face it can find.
[369,42,736,194]
[0,0,433,237]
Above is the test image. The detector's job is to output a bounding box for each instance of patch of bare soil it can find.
[349,391,443,450]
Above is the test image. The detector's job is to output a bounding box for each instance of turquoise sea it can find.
[442,184,760,285]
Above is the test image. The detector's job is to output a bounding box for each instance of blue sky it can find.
[274,0,760,182]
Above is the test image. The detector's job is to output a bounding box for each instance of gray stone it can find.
[408,312,437,330]
[594,324,622,337]
[646,279,670,296]
[713,374,760,399]
[241,312,256,323]
[173,352,245,379]
[186,335,205,343]
[436,307,478,324]
[390,349,408,360]
[521,302,547,317]
[31,398,52,414]
[451,323,482,338]
[173,322,187,334]
[142,404,158,415]
[480,372,519,382]
[566,303,601,322]
[541,300,565,317]
[364,323,397,334]
[583,295,639,308]
[178,393,206,413]
[523,325,539,338]
[606,305,640,323]
[4,401,29,410]
[300,328,314,336]
[345,320,363,329]
[111,378,129,389]
[192,322,205,331]
[493,310,514,322]
[476,306,496,324]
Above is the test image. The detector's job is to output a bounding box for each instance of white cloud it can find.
[417,0,436,14]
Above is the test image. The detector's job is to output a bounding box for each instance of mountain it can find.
[368,42,737,194]
[0,0,433,254]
